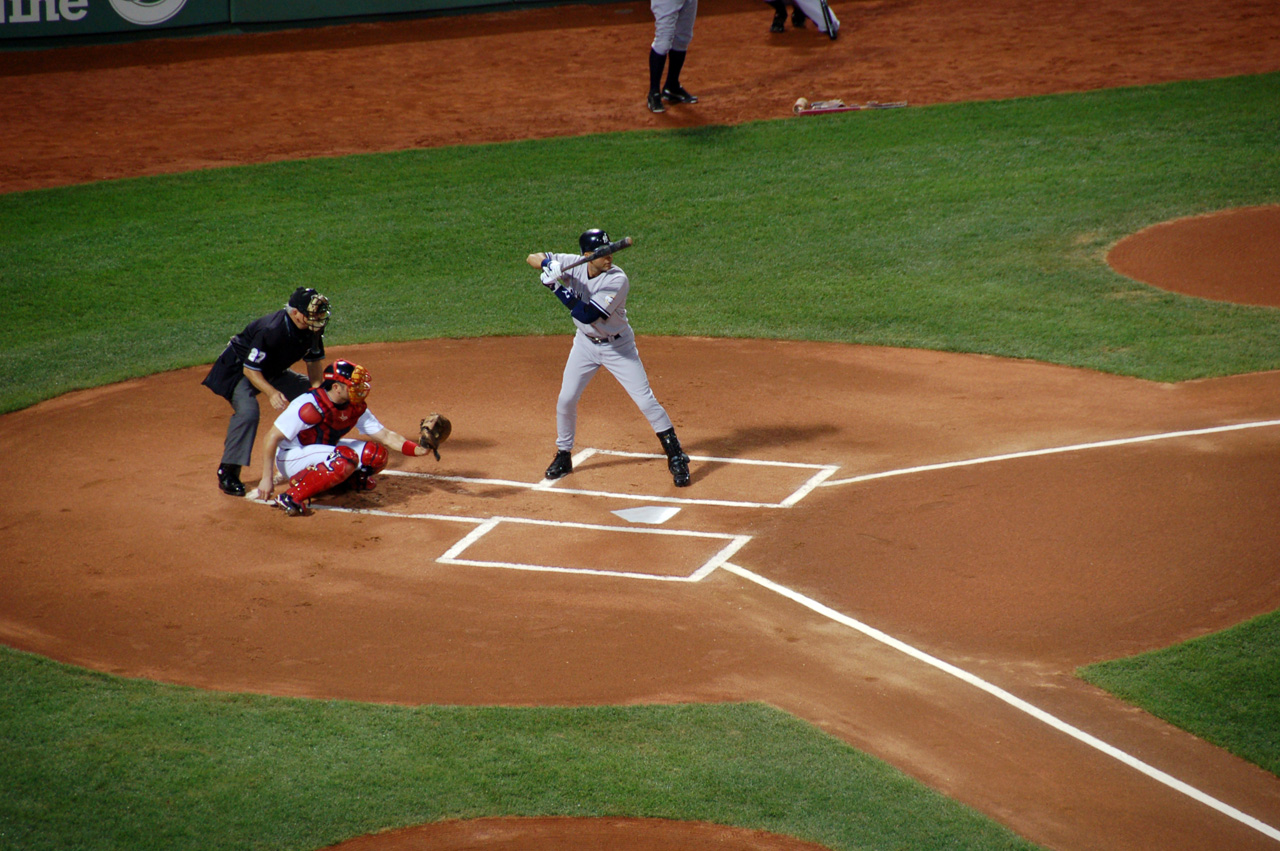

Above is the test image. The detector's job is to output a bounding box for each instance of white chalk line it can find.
[720,561,1280,843]
[314,503,753,583]
[385,452,841,509]
[318,423,1280,838]
[821,419,1280,487]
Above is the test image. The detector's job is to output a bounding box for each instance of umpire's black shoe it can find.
[545,450,573,480]
[646,91,665,113]
[217,464,246,497]
[662,85,699,104]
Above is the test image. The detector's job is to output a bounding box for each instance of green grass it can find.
[0,647,1040,851]
[1079,611,1280,776]
[2,73,1279,412]
[3,70,1280,849]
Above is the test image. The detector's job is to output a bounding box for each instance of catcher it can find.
[251,358,451,516]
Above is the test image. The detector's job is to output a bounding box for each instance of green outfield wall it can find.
[0,0,513,41]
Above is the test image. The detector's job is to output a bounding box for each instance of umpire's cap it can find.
[288,286,331,332]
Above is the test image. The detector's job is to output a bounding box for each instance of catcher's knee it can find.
[286,445,359,501]
[360,442,389,474]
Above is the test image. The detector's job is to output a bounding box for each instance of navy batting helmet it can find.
[579,229,611,254]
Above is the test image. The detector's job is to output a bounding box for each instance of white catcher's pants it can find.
[275,438,370,480]
[556,329,673,451]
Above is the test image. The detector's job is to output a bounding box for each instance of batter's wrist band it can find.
[402,440,418,456]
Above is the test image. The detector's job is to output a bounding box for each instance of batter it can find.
[526,229,691,487]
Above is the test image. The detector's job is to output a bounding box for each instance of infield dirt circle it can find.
[2,2,1280,850]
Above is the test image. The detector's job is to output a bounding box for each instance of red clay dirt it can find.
[3,2,1280,851]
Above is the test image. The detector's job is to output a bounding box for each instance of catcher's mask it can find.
[579,228,610,254]
[324,359,371,402]
[288,286,331,332]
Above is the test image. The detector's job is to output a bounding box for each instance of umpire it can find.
[202,286,331,496]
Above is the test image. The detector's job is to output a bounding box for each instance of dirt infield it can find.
[3,1,1280,850]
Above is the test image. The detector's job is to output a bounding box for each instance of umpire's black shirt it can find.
[202,309,325,400]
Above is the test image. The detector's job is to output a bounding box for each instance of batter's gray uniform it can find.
[530,229,691,487]
[543,253,673,450]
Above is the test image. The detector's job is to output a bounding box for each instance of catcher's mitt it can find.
[419,413,452,460]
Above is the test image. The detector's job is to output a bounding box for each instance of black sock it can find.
[665,49,686,91]
[649,49,666,94]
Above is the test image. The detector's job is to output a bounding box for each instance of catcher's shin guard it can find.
[656,427,691,487]
[350,442,390,491]
[285,445,360,504]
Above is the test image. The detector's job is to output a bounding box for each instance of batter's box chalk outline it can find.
[386,449,840,509]
[313,504,752,582]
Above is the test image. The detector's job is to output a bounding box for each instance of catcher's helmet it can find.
[288,287,331,332]
[324,359,371,402]
[579,228,611,254]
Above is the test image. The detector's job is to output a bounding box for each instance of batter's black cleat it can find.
[545,450,573,480]
[662,85,699,104]
[647,91,665,113]
[667,452,691,487]
[217,464,246,497]
[275,493,306,516]
[792,6,806,27]
[770,10,786,31]
[656,427,692,487]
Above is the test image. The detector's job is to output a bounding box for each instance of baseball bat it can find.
[560,236,634,272]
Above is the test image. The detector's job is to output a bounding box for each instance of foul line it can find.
[719,561,1280,843]
[821,419,1280,487]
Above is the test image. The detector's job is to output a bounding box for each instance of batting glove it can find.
[539,259,563,288]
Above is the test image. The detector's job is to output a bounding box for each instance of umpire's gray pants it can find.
[220,370,312,467]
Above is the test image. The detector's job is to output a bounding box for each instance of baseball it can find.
[793,97,809,114]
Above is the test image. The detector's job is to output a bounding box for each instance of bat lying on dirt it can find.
[793,99,908,115]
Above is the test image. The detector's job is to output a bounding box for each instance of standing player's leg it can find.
[602,339,691,487]
[648,0,678,113]
[662,0,699,104]
[547,338,603,479]
[218,376,259,496]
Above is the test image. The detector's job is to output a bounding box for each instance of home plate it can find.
[613,505,682,525]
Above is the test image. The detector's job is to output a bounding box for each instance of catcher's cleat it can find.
[770,10,786,31]
[217,464,246,497]
[275,493,306,517]
[662,85,698,104]
[545,450,573,480]
[646,91,665,113]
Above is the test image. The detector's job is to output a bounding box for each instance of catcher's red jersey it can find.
[296,388,368,447]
